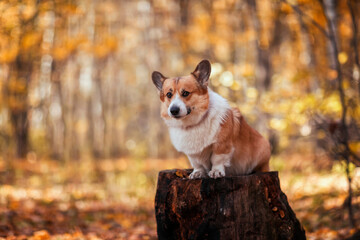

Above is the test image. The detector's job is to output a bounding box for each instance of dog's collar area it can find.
[184,110,209,130]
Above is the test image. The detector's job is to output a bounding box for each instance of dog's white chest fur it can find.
[168,89,230,155]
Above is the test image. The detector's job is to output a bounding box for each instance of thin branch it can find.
[280,0,330,39]
[322,0,356,228]
[347,0,360,97]
[347,0,360,67]
[350,150,360,164]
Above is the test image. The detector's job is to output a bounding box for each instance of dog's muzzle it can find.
[170,106,180,117]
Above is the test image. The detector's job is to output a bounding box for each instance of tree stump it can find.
[155,169,306,240]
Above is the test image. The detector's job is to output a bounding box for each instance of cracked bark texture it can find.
[155,169,306,240]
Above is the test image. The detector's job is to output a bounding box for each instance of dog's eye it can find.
[166,92,173,98]
[182,91,190,97]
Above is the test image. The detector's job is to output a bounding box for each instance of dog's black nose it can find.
[170,106,180,116]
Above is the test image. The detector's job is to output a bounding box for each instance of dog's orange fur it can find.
[152,60,271,178]
[215,108,270,175]
[161,76,270,175]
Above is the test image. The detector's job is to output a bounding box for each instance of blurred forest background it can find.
[0,0,360,239]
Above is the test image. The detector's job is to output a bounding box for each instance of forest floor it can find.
[0,153,359,239]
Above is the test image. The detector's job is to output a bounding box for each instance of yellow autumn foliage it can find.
[0,45,18,63]
[8,79,27,94]
[21,32,42,50]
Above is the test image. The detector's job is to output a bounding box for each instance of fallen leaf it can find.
[33,230,50,240]
[175,170,187,178]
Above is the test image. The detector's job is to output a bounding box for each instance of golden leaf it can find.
[338,52,348,64]
[279,210,285,218]
[0,46,19,63]
[175,170,187,178]
[9,200,19,210]
[94,44,109,58]
[52,46,69,61]
[21,32,41,50]
[33,230,50,240]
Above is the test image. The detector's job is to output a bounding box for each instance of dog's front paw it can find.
[208,168,225,179]
[190,170,206,179]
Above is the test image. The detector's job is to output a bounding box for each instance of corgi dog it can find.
[152,60,271,179]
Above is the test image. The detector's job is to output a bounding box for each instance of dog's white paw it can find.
[208,169,225,179]
[190,170,206,179]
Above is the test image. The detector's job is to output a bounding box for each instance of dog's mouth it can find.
[186,107,192,115]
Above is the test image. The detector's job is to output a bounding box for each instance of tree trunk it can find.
[9,56,31,159]
[155,169,306,240]
[10,111,28,158]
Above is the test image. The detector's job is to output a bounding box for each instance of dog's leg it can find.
[209,150,233,178]
[188,156,207,179]
[253,160,270,172]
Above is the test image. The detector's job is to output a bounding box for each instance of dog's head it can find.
[152,60,211,127]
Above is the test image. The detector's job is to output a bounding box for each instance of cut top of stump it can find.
[155,169,306,240]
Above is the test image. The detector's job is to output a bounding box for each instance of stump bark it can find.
[155,169,306,240]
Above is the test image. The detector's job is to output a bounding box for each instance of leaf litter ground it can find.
[0,154,359,239]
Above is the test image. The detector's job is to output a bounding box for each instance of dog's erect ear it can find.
[192,60,211,87]
[152,71,166,91]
